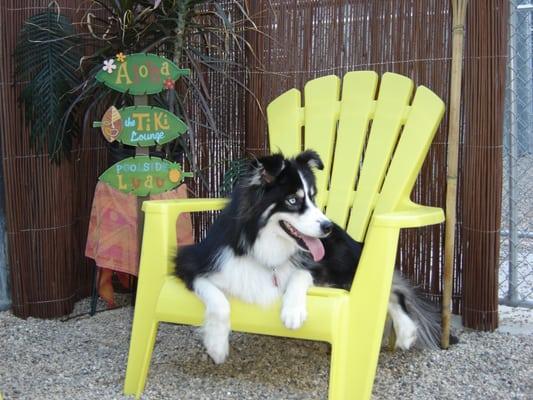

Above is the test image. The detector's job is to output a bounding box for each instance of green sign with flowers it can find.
[96,53,189,95]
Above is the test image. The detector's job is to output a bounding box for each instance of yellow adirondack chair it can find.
[123,71,445,399]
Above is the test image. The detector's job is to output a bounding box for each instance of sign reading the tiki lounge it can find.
[99,156,193,196]
[93,105,187,146]
[96,53,189,95]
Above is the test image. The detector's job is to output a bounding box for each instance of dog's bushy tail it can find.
[391,272,456,349]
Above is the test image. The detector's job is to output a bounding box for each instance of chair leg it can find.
[329,327,360,400]
[123,204,180,397]
[328,310,384,400]
[329,331,379,400]
[388,323,397,352]
[124,315,159,398]
[328,225,399,399]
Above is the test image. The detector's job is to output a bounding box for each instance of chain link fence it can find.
[500,0,533,307]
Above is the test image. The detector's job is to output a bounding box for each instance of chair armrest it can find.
[142,198,229,214]
[372,203,444,228]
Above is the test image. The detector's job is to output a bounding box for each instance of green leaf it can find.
[14,8,82,163]
[220,158,249,196]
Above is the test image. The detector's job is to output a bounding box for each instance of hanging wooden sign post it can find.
[89,52,191,315]
[94,52,191,195]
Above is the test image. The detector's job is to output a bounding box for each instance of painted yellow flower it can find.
[116,52,126,63]
[169,169,181,183]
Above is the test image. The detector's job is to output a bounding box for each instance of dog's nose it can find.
[320,220,333,236]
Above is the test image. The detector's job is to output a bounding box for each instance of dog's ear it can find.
[296,150,324,170]
[251,153,286,185]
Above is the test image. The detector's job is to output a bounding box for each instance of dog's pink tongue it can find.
[300,235,325,262]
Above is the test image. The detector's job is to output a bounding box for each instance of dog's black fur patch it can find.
[175,151,363,290]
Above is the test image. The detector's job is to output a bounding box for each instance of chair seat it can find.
[156,277,349,343]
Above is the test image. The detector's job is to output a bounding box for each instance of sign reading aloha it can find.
[96,53,189,95]
[99,156,193,196]
[93,105,187,146]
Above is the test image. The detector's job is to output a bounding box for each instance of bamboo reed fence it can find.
[0,0,108,318]
[245,0,454,310]
[459,0,507,330]
[0,0,507,329]
[244,0,507,330]
[183,1,248,239]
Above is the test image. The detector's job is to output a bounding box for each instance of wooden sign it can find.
[93,105,187,146]
[99,156,193,196]
[96,53,190,95]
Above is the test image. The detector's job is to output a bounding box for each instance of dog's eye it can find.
[286,196,297,206]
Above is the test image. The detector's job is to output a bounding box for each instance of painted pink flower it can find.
[164,78,175,90]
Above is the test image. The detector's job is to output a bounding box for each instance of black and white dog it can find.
[176,150,446,364]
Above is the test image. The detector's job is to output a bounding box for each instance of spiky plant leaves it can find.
[220,158,249,196]
[14,10,81,162]
[13,0,259,173]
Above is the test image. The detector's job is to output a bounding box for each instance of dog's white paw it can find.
[395,322,418,350]
[203,312,230,364]
[203,332,229,364]
[281,304,307,330]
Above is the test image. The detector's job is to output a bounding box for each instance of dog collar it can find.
[272,267,279,287]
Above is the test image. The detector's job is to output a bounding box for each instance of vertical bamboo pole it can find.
[442,0,468,349]
[135,95,149,250]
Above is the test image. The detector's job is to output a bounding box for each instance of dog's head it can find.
[243,150,332,262]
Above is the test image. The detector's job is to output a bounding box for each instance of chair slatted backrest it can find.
[267,72,444,242]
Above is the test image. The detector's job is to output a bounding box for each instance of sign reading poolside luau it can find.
[99,156,193,196]
[95,52,191,196]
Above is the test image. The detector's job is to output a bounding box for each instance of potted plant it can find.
[15,0,257,182]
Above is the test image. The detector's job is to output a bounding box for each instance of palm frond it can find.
[14,9,82,162]
[220,158,249,196]
[14,0,260,171]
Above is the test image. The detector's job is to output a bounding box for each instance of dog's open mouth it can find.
[279,221,325,262]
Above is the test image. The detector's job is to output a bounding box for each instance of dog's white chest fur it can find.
[209,247,294,306]
[208,220,299,306]
[252,220,300,266]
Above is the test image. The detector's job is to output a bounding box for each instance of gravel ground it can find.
[0,298,531,400]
